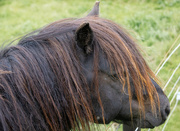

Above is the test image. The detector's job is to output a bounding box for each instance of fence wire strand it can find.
[155,43,180,75]
[168,76,180,98]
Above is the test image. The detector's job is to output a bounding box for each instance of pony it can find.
[0,2,170,131]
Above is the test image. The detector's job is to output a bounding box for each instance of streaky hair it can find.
[0,16,159,130]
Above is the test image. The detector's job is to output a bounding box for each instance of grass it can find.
[0,0,180,130]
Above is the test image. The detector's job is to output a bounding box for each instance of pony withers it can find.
[0,2,170,131]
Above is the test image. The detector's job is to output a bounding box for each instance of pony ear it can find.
[87,1,100,16]
[75,23,93,54]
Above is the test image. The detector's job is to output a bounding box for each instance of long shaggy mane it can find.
[0,16,159,131]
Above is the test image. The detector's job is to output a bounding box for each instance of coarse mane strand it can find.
[0,16,159,131]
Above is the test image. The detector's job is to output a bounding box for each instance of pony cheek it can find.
[94,78,123,123]
[115,98,140,121]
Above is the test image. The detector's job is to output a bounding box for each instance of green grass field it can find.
[0,0,180,130]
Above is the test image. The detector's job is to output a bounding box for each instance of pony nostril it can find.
[162,104,170,121]
[165,105,170,116]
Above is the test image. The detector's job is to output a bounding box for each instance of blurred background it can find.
[0,0,179,130]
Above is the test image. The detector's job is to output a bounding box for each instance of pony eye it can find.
[109,74,119,81]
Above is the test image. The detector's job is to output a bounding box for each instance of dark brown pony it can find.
[0,2,170,131]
